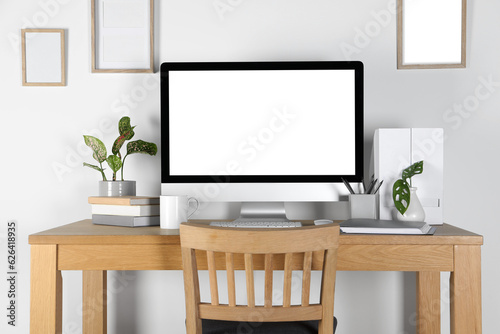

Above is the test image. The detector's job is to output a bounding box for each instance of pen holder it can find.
[349,194,378,219]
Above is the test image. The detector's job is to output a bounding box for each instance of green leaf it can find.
[83,162,107,181]
[402,160,424,183]
[106,155,122,173]
[126,140,158,156]
[393,179,411,215]
[83,162,103,172]
[83,135,107,163]
[118,117,134,137]
[112,117,136,155]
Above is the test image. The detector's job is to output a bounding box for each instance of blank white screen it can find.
[169,69,356,176]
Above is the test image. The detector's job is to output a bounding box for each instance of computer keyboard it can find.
[210,220,302,228]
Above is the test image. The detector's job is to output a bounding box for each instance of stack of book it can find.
[89,196,160,227]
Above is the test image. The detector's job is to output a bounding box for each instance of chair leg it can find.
[182,248,202,334]
[318,317,335,334]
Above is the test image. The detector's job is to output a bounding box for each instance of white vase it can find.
[396,187,426,222]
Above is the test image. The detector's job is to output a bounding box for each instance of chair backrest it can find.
[180,222,340,334]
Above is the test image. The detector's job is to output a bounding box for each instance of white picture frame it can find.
[397,0,466,69]
[22,29,66,86]
[91,0,154,73]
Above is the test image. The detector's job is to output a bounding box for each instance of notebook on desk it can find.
[340,218,436,235]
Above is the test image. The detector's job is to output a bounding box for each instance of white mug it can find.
[160,195,199,229]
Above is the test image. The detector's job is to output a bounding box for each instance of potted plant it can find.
[392,160,425,221]
[83,116,157,196]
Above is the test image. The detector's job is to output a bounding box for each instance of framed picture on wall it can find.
[397,0,466,69]
[22,29,66,86]
[91,0,154,73]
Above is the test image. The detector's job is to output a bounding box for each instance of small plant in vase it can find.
[83,116,157,196]
[392,160,425,221]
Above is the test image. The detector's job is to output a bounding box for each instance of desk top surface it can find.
[29,220,483,246]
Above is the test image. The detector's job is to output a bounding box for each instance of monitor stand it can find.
[233,202,291,223]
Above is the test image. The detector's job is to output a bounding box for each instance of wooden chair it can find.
[180,222,340,334]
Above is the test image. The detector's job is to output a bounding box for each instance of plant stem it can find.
[121,154,128,181]
[99,162,107,181]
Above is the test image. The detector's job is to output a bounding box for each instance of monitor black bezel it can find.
[160,61,364,183]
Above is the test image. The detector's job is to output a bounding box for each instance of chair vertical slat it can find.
[207,250,219,306]
[226,253,236,307]
[283,253,293,307]
[244,253,255,307]
[264,254,273,308]
[302,251,313,306]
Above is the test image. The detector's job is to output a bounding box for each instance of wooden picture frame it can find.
[397,0,466,69]
[91,0,154,73]
[22,29,65,86]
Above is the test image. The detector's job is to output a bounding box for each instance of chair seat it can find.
[202,318,337,334]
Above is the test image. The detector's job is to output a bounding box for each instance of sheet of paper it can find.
[103,0,145,28]
[103,34,146,62]
[403,0,462,64]
[25,32,62,83]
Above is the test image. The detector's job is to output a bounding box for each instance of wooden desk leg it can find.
[417,271,441,334]
[30,245,62,334]
[450,245,482,334]
[83,271,107,334]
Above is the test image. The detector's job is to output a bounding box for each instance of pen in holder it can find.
[349,194,378,219]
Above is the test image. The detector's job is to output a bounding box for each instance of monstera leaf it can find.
[393,179,411,215]
[402,160,424,185]
[112,117,136,156]
[393,161,425,215]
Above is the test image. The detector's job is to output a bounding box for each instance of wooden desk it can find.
[29,220,483,334]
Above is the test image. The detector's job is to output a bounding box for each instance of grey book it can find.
[92,214,160,227]
[340,218,436,235]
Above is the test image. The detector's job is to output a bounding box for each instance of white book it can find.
[91,204,160,216]
[92,215,160,227]
[340,218,436,235]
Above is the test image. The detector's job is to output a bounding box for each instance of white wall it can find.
[1,0,499,333]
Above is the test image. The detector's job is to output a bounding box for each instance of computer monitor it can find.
[160,61,363,220]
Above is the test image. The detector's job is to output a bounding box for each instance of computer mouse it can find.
[314,219,334,225]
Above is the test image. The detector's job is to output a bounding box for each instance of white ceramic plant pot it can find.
[99,181,136,197]
[396,187,426,222]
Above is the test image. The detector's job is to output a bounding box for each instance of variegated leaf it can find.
[112,117,136,155]
[83,135,107,163]
[106,155,122,173]
[126,140,157,156]
[83,162,107,181]
[83,162,103,172]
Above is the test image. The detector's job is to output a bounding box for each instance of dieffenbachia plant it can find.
[83,116,157,181]
[392,160,424,215]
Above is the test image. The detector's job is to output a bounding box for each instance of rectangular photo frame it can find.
[22,29,66,86]
[92,0,154,73]
[397,0,466,69]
